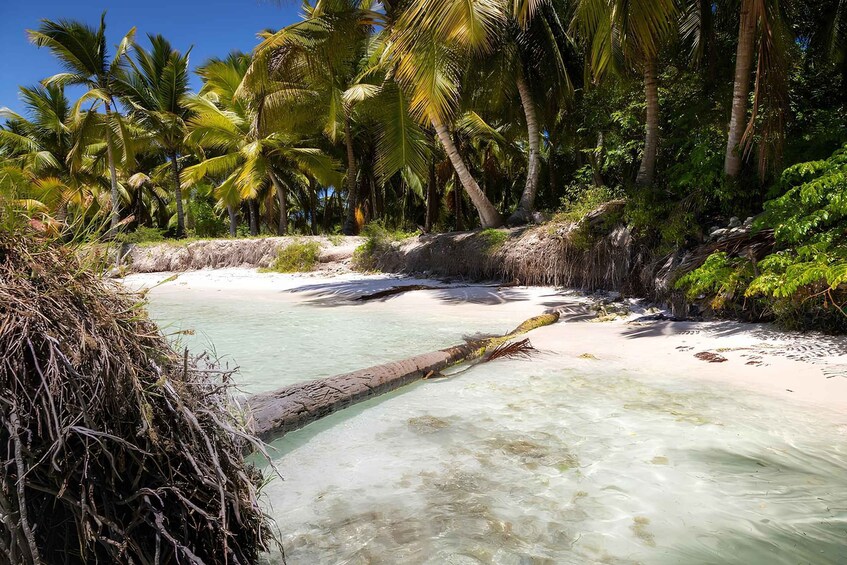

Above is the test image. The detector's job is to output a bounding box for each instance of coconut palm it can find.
[28,13,136,231]
[240,5,373,234]
[183,54,342,236]
[119,35,193,236]
[384,0,506,227]
[722,0,794,177]
[502,0,574,224]
[0,85,94,223]
[572,0,678,187]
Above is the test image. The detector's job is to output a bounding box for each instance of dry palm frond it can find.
[0,230,276,564]
[484,338,536,362]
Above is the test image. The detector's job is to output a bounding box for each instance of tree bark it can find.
[725,0,757,178]
[342,115,359,235]
[227,204,237,237]
[268,168,287,235]
[309,176,318,235]
[170,153,185,238]
[432,117,503,228]
[248,199,259,236]
[454,172,464,231]
[246,312,558,440]
[636,56,660,187]
[425,152,438,232]
[103,101,121,233]
[509,70,541,224]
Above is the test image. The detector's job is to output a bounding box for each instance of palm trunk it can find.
[268,169,288,235]
[103,101,121,233]
[725,0,757,177]
[636,56,660,187]
[342,115,359,235]
[425,153,437,232]
[432,117,502,228]
[509,70,541,224]
[249,199,259,236]
[453,172,464,231]
[170,153,185,237]
[227,204,237,237]
[308,176,318,235]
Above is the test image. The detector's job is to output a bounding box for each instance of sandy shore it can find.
[122,268,847,413]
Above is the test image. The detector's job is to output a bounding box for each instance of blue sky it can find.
[0,0,302,115]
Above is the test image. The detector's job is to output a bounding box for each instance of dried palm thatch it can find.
[0,232,275,564]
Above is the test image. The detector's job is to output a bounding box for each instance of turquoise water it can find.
[142,283,847,564]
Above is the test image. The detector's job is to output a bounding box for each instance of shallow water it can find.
[143,282,847,564]
[143,285,526,393]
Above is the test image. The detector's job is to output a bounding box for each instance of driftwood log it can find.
[247,312,559,441]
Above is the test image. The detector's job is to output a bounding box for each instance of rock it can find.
[694,351,728,363]
[728,216,742,228]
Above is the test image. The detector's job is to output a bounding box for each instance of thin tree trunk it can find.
[268,168,288,235]
[227,204,237,237]
[170,153,185,237]
[249,199,259,236]
[725,0,757,177]
[425,153,437,232]
[342,115,359,235]
[309,176,318,235]
[510,70,541,224]
[103,101,121,233]
[432,117,502,228]
[454,172,464,231]
[636,56,660,187]
[323,187,330,233]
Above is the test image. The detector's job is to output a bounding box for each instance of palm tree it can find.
[723,0,793,178]
[504,0,574,224]
[184,54,341,236]
[120,34,193,236]
[385,0,506,227]
[28,13,136,231]
[241,6,377,234]
[572,0,677,187]
[0,85,90,223]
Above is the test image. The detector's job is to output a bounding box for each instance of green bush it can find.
[477,228,508,254]
[264,240,322,273]
[188,199,228,238]
[676,145,847,331]
[351,221,415,271]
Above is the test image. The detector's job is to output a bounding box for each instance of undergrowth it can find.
[263,240,322,273]
[676,144,847,331]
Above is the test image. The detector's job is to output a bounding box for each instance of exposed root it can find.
[0,232,276,564]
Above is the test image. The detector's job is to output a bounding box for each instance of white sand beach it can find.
[122,268,847,412]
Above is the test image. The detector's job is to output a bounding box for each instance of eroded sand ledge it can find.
[122,268,847,414]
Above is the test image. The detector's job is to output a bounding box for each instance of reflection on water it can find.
[143,288,847,564]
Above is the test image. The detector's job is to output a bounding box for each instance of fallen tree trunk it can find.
[247,312,559,441]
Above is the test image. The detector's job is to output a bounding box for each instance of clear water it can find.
[142,281,847,564]
[143,284,534,394]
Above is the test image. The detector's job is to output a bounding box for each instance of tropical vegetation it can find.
[1,0,845,328]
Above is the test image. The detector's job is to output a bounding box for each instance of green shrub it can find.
[478,228,508,254]
[188,199,228,238]
[264,240,321,273]
[676,145,847,331]
[351,221,416,271]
